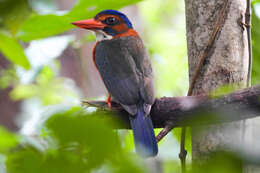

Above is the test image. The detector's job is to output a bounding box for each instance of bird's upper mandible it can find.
[71,10,139,40]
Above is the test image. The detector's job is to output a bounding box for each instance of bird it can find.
[72,10,158,157]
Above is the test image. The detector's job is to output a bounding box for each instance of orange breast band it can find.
[113,29,139,38]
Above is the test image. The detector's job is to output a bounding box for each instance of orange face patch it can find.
[113,29,139,38]
[96,14,129,33]
[96,14,121,21]
[113,23,128,33]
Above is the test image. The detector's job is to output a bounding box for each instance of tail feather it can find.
[129,106,158,157]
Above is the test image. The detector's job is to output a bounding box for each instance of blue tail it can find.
[129,106,158,158]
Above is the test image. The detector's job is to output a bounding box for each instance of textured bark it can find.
[185,0,249,166]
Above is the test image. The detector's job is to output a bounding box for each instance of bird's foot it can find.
[106,95,112,109]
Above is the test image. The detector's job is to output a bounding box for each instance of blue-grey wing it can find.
[125,37,155,106]
[94,36,155,115]
[95,38,140,105]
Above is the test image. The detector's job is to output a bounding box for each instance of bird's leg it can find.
[106,94,112,108]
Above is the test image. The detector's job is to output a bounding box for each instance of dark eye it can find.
[104,17,118,25]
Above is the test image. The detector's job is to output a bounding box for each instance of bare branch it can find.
[82,85,260,128]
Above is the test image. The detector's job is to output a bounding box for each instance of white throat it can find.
[94,31,113,41]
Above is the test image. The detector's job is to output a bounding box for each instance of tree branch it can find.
[82,85,260,128]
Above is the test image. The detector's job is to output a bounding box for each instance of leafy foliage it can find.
[17,14,72,42]
[5,107,145,173]
[10,66,76,105]
[0,67,18,89]
[0,127,18,154]
[252,7,260,84]
[252,0,260,4]
[0,0,143,69]
[0,31,30,69]
[17,0,142,41]
[0,0,31,69]
[0,0,147,172]
[0,0,31,35]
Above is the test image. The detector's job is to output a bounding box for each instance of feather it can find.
[129,104,158,157]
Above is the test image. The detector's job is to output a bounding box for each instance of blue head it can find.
[72,10,134,37]
[95,10,133,29]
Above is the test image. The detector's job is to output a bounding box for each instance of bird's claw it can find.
[106,95,112,109]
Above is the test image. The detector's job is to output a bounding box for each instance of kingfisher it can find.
[72,10,158,157]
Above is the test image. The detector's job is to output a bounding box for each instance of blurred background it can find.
[0,0,260,172]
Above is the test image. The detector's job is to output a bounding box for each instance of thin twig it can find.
[179,127,187,173]
[187,0,230,95]
[180,127,187,173]
[156,125,173,142]
[245,0,252,87]
[241,0,252,146]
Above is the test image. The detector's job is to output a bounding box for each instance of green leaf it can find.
[10,65,79,105]
[10,83,38,100]
[252,0,260,4]
[163,160,181,173]
[44,107,143,171]
[0,126,18,153]
[0,0,31,35]
[0,67,18,89]
[17,14,72,42]
[5,108,145,173]
[17,0,143,41]
[66,0,143,19]
[6,147,88,173]
[252,8,260,84]
[45,108,120,149]
[0,31,30,69]
[209,84,237,98]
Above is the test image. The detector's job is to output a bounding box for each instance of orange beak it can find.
[71,19,106,30]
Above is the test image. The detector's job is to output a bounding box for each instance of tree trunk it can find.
[0,53,21,131]
[184,0,250,167]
